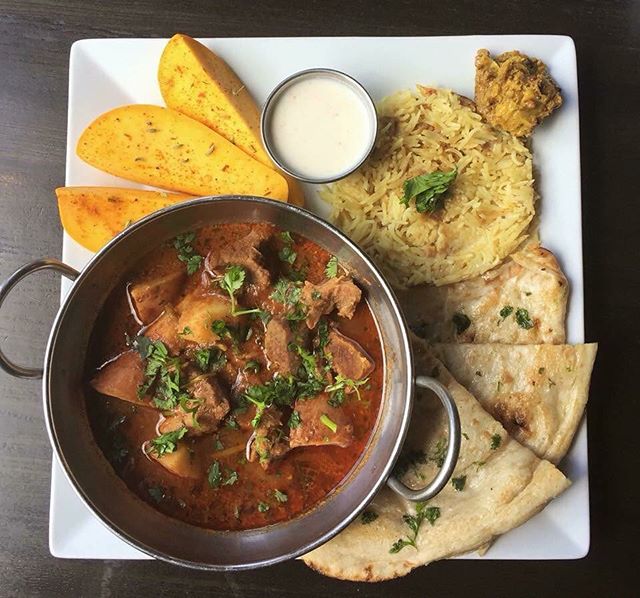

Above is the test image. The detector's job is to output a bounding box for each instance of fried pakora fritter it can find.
[475,49,562,138]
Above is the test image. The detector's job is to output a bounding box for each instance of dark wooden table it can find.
[0,1,637,596]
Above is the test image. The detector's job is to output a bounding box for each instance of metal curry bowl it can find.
[0,196,460,570]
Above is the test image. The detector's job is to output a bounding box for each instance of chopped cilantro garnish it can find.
[219,265,263,316]
[285,304,307,322]
[499,305,514,321]
[222,469,239,486]
[270,278,307,321]
[325,256,338,278]
[207,461,222,487]
[389,503,440,553]
[173,232,203,275]
[148,427,187,458]
[490,433,502,450]
[244,375,298,428]
[210,320,245,347]
[135,337,168,394]
[244,359,261,373]
[257,501,270,513]
[211,319,229,336]
[325,374,369,403]
[316,319,329,350]
[401,168,457,214]
[134,337,196,411]
[288,410,301,429]
[273,489,288,503]
[287,266,308,282]
[108,433,129,464]
[451,475,466,491]
[320,413,337,433]
[270,278,301,305]
[225,418,239,430]
[194,348,211,371]
[278,245,297,265]
[194,348,226,373]
[292,344,326,397]
[255,309,272,324]
[361,510,378,524]
[207,462,236,489]
[327,387,345,408]
[148,485,166,504]
[280,231,294,243]
[515,307,534,329]
[423,506,441,525]
[219,264,245,297]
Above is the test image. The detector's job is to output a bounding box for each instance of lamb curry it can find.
[86,223,382,530]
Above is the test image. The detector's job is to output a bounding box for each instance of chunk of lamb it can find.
[158,376,230,436]
[326,329,374,382]
[144,306,183,354]
[90,350,148,405]
[206,228,271,291]
[129,268,186,324]
[301,276,362,328]
[289,394,354,448]
[264,317,300,375]
[249,407,290,469]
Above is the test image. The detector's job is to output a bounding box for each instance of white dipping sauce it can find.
[268,76,373,180]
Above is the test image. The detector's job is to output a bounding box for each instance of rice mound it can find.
[320,86,535,287]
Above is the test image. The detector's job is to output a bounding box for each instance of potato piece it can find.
[76,104,288,200]
[90,350,148,406]
[129,268,186,324]
[148,443,201,479]
[158,34,305,206]
[56,186,193,252]
[176,292,241,346]
[144,307,183,354]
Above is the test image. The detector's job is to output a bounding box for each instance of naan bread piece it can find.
[302,337,569,581]
[397,245,568,344]
[434,343,597,463]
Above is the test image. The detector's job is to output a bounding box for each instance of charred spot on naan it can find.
[493,394,533,436]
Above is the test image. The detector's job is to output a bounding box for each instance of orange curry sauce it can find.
[85,223,382,530]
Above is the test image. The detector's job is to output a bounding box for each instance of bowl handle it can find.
[0,259,79,379]
[386,376,461,501]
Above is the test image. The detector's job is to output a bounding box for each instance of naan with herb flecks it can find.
[434,343,597,463]
[302,336,569,581]
[397,245,568,344]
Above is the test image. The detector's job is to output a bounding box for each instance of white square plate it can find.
[51,35,588,561]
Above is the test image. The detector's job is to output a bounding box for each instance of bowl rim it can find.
[42,195,413,570]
